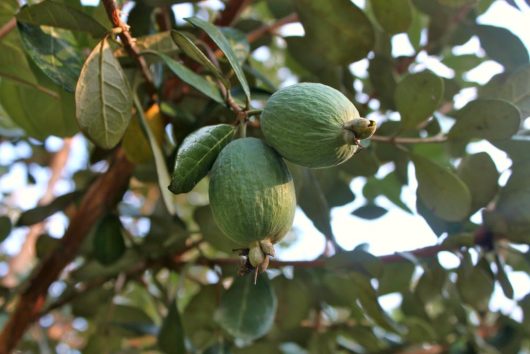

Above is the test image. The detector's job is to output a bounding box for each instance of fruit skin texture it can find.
[261,83,373,168]
[209,137,296,247]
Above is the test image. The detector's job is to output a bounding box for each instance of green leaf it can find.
[194,205,241,252]
[170,31,227,86]
[495,254,514,299]
[133,98,176,216]
[146,50,224,104]
[204,343,232,354]
[215,274,277,341]
[75,37,132,149]
[273,275,312,329]
[183,285,218,348]
[0,79,78,140]
[363,172,412,213]
[186,17,251,104]
[326,246,383,278]
[266,0,295,19]
[438,0,478,6]
[93,214,126,265]
[16,191,81,226]
[457,152,499,213]
[491,135,530,163]
[442,54,484,73]
[0,37,41,89]
[17,22,83,92]
[480,64,530,118]
[414,259,447,303]
[395,71,444,130]
[456,254,494,311]
[0,216,12,242]
[449,99,521,141]
[368,54,397,109]
[351,203,388,220]
[16,0,107,37]
[340,148,380,177]
[158,299,186,354]
[412,153,471,221]
[378,260,415,295]
[293,0,374,64]
[476,24,529,69]
[371,0,413,34]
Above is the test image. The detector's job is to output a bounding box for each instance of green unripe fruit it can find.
[209,137,296,248]
[261,83,376,168]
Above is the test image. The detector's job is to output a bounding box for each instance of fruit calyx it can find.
[342,118,377,146]
[237,239,276,284]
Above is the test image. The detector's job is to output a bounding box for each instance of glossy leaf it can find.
[449,99,521,141]
[371,0,413,34]
[476,24,529,69]
[293,0,374,64]
[412,154,471,221]
[16,0,107,37]
[134,99,176,216]
[75,37,132,149]
[186,17,251,103]
[395,71,444,130]
[215,274,277,341]
[457,152,499,213]
[93,214,126,265]
[0,216,11,242]
[158,299,186,354]
[169,124,235,194]
[170,31,227,85]
[17,22,82,92]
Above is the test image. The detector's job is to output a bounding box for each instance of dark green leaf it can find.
[75,37,132,149]
[17,191,81,226]
[491,135,530,163]
[169,124,235,194]
[0,216,12,242]
[215,274,277,341]
[476,24,529,69]
[93,214,126,265]
[133,98,176,216]
[158,299,186,354]
[326,246,383,278]
[363,172,412,213]
[293,0,374,64]
[109,304,156,337]
[415,260,447,303]
[16,0,107,37]
[351,203,388,220]
[35,233,60,259]
[449,99,521,141]
[371,0,413,34]
[378,260,415,295]
[368,54,397,109]
[183,285,219,349]
[17,23,83,92]
[204,343,232,354]
[480,64,530,118]
[273,276,312,329]
[457,152,499,213]
[495,255,514,299]
[456,254,494,311]
[412,153,471,221]
[266,0,295,19]
[170,31,227,86]
[186,17,251,104]
[395,71,444,130]
[340,148,380,177]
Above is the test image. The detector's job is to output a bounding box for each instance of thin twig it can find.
[246,13,299,44]
[0,17,16,40]
[370,134,448,144]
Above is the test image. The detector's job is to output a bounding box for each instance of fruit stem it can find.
[238,121,247,138]
[246,109,262,118]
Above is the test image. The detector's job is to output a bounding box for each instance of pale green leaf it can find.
[16,0,107,37]
[186,17,251,103]
[371,0,413,34]
[146,50,224,104]
[169,124,235,194]
[133,97,176,216]
[75,37,132,149]
[17,22,83,92]
[395,71,444,130]
[449,99,521,141]
[158,299,186,354]
[215,275,277,341]
[293,0,374,64]
[412,154,471,221]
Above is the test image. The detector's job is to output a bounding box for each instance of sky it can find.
[1,0,530,321]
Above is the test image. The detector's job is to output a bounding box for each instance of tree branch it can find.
[101,0,156,96]
[370,134,448,144]
[246,13,299,44]
[0,17,16,40]
[213,0,252,26]
[0,149,134,354]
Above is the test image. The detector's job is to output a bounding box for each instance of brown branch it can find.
[0,150,134,354]
[370,134,448,144]
[0,17,16,40]
[3,138,73,288]
[102,0,156,96]
[213,0,252,26]
[246,13,299,44]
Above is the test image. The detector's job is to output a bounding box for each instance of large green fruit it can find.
[261,83,376,168]
[209,138,296,269]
